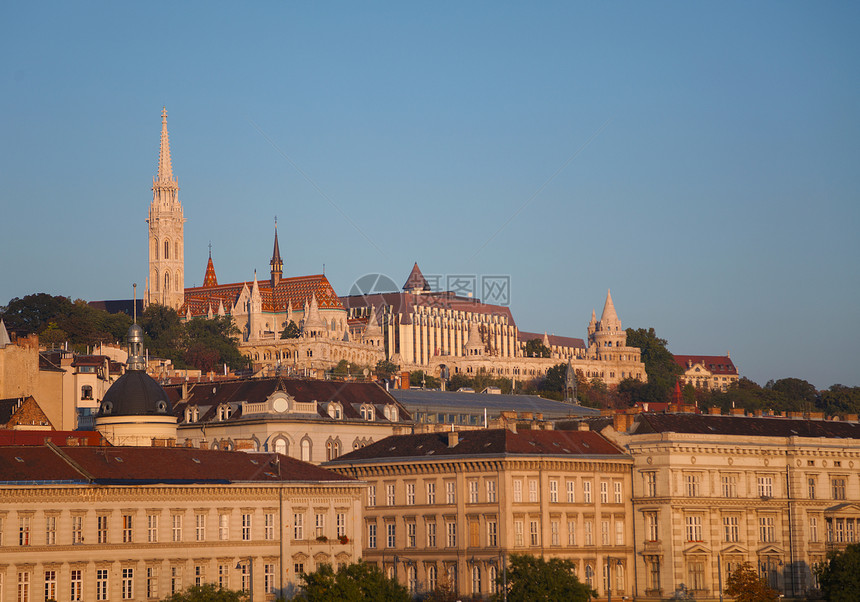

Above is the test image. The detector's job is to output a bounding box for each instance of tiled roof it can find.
[165,377,411,423]
[674,355,738,375]
[72,355,108,367]
[340,292,517,327]
[390,389,598,420]
[0,445,353,485]
[0,430,108,447]
[403,262,431,291]
[328,428,626,464]
[518,331,586,349]
[634,413,860,439]
[184,274,344,317]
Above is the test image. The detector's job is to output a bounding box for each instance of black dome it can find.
[99,371,171,417]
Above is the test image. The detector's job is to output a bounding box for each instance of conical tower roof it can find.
[364,304,383,336]
[155,107,177,186]
[271,224,283,265]
[403,262,431,292]
[599,289,621,329]
[0,319,10,348]
[202,249,218,287]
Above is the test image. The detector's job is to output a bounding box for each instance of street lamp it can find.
[236,557,253,601]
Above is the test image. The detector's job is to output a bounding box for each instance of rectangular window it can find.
[122,568,134,600]
[406,482,415,505]
[446,521,457,547]
[530,520,540,546]
[759,516,776,542]
[44,570,57,601]
[688,560,705,591]
[240,563,250,593]
[426,521,436,548]
[614,481,623,504]
[18,571,30,602]
[808,477,817,499]
[615,520,624,545]
[315,513,325,538]
[148,514,159,543]
[407,522,416,547]
[601,520,610,545]
[446,482,456,504]
[600,481,609,503]
[646,512,659,542]
[649,558,661,591]
[551,520,560,546]
[97,515,108,544]
[549,480,558,503]
[386,484,395,506]
[219,513,229,540]
[386,522,396,548]
[487,520,498,547]
[146,567,158,599]
[264,564,275,594]
[45,515,57,545]
[722,474,737,498]
[567,519,576,546]
[194,565,204,587]
[514,520,524,547]
[645,472,657,497]
[426,482,436,504]
[513,479,523,503]
[293,513,304,540]
[122,514,133,543]
[469,480,479,503]
[470,520,480,547]
[529,480,538,503]
[686,515,703,542]
[368,485,377,506]
[71,569,83,601]
[583,481,592,503]
[170,567,181,595]
[194,514,206,541]
[723,515,739,542]
[265,513,275,540]
[16,516,30,547]
[810,516,819,543]
[758,475,774,498]
[832,478,847,500]
[294,564,304,577]
[242,513,252,541]
[172,514,182,542]
[97,569,108,601]
[584,520,593,545]
[367,522,377,548]
[685,474,700,497]
[487,480,497,503]
[218,565,229,590]
[567,480,576,503]
[72,515,83,544]
[336,513,346,538]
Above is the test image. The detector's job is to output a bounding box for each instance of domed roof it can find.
[99,371,171,417]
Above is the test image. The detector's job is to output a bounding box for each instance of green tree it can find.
[523,338,551,358]
[295,561,409,602]
[410,370,440,389]
[182,316,250,372]
[816,543,860,602]
[625,327,683,403]
[495,553,595,602]
[140,303,185,362]
[818,384,860,416]
[160,583,247,602]
[374,360,399,381]
[0,293,73,334]
[280,320,301,339]
[447,373,474,391]
[724,562,779,602]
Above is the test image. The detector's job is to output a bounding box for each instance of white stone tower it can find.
[146,107,185,310]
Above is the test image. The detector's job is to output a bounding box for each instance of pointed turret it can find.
[364,305,383,337]
[202,248,218,287]
[156,107,176,185]
[403,262,431,293]
[0,319,11,348]
[302,294,326,337]
[600,289,621,330]
[464,322,484,356]
[270,222,283,287]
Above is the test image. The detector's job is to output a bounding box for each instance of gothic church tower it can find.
[146,108,185,310]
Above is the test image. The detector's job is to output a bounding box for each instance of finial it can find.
[274,215,278,228]
[133,283,137,324]
[208,241,212,258]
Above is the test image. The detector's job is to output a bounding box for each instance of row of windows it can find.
[367,478,624,507]
[5,562,279,602]
[643,512,781,544]
[5,511,279,547]
[643,470,851,500]
[290,512,348,541]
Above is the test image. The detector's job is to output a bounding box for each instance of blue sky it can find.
[2,2,858,388]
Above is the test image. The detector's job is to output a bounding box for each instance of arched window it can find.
[471,566,481,595]
[427,565,437,591]
[326,439,341,461]
[328,403,342,419]
[488,565,498,594]
[274,439,288,456]
[175,241,179,260]
[175,271,180,291]
[301,438,311,462]
[153,238,159,260]
[616,563,625,592]
[153,268,159,292]
[383,404,399,422]
[407,565,417,593]
[164,240,170,259]
[360,404,375,421]
[585,564,594,587]
[164,271,170,294]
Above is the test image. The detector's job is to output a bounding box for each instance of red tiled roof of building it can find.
[341,291,517,327]
[202,255,218,287]
[328,428,625,464]
[0,430,109,447]
[673,355,738,375]
[403,262,431,291]
[518,331,586,349]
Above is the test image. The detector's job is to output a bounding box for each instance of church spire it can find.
[600,289,621,329]
[156,107,176,185]
[270,220,283,287]
[202,244,218,287]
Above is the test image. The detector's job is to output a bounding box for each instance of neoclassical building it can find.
[326,426,635,600]
[599,410,860,600]
[0,444,363,602]
[673,354,739,392]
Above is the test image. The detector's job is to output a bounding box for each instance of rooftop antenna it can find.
[133,283,137,323]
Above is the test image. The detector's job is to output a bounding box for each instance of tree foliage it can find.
[523,338,551,358]
[625,327,683,404]
[495,554,595,602]
[816,543,860,602]
[281,320,301,339]
[374,360,400,381]
[409,370,440,389]
[724,562,779,602]
[159,583,247,602]
[294,561,409,602]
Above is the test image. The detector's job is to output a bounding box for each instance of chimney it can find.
[844,414,858,422]
[708,407,721,415]
[754,409,763,417]
[730,408,744,416]
[447,431,459,448]
[809,412,825,420]
[787,411,802,419]
[578,421,590,432]
[613,413,630,433]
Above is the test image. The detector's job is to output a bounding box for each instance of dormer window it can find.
[218,404,233,421]
[327,402,343,420]
[383,404,399,422]
[360,404,375,421]
[185,406,199,423]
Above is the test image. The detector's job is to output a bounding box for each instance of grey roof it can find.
[99,371,171,417]
[389,389,599,420]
